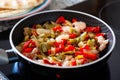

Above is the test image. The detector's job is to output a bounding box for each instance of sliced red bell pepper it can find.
[54,42,60,47]
[64,45,75,52]
[22,39,36,53]
[72,18,77,23]
[82,44,90,50]
[58,44,65,52]
[47,49,51,55]
[71,59,76,66]
[43,59,56,65]
[66,41,71,45]
[96,33,105,37]
[56,16,66,24]
[54,39,67,47]
[75,51,83,56]
[22,40,32,50]
[61,39,67,45]
[69,33,77,39]
[82,52,98,60]
[24,47,33,53]
[43,59,62,66]
[52,26,63,32]
[85,26,100,33]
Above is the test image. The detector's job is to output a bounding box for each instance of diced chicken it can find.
[99,44,107,51]
[36,28,50,35]
[51,47,56,54]
[72,21,86,32]
[97,36,109,51]
[97,36,108,44]
[62,55,73,67]
[55,34,69,42]
[62,61,70,67]
[36,59,43,64]
[78,41,84,47]
[65,55,73,61]
[62,26,72,33]
[47,38,55,46]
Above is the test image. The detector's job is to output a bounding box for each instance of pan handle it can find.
[0,49,19,65]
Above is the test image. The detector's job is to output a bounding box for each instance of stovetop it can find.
[0,0,120,80]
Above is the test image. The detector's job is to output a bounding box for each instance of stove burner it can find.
[6,62,110,80]
[99,0,120,35]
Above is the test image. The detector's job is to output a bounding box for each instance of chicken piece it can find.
[97,36,109,51]
[72,21,86,32]
[36,28,50,35]
[55,34,69,42]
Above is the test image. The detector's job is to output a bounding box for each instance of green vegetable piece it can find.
[69,39,77,44]
[37,54,44,59]
[36,24,42,28]
[24,35,29,41]
[43,21,56,29]
[88,32,95,38]
[61,51,74,56]
[75,37,80,43]
[41,43,48,52]
[39,43,49,57]
[87,39,95,46]
[87,39,96,49]
[80,32,87,41]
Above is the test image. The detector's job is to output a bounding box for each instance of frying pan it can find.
[0,10,116,77]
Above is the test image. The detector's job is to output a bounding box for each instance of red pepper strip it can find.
[22,40,32,50]
[83,52,98,60]
[55,47,60,53]
[55,44,65,53]
[96,33,105,37]
[85,26,101,33]
[58,44,65,52]
[52,26,63,32]
[71,59,76,66]
[75,51,98,60]
[82,44,90,50]
[66,41,71,45]
[69,33,77,39]
[78,44,90,53]
[43,59,56,65]
[61,39,67,45]
[58,62,62,66]
[54,39,67,47]
[77,44,90,53]
[22,39,36,53]
[24,47,33,53]
[64,45,75,52]
[56,16,66,24]
[72,18,77,23]
[43,59,62,66]
[75,51,83,56]
[47,49,51,55]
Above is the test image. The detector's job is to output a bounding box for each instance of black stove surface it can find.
[0,0,120,80]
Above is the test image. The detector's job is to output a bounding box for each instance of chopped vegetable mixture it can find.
[16,16,109,67]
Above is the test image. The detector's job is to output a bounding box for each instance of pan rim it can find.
[9,10,116,69]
